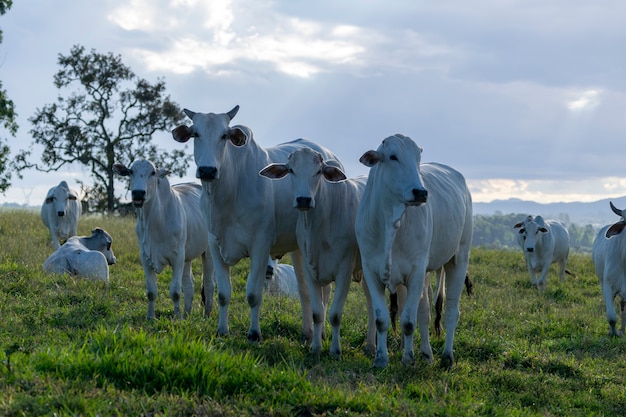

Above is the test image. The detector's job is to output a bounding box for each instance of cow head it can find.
[88,227,116,265]
[171,105,249,182]
[605,201,626,238]
[359,134,428,206]
[113,159,169,208]
[259,147,346,210]
[45,181,78,217]
[514,215,548,253]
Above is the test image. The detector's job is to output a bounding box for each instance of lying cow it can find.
[41,181,82,249]
[113,159,214,319]
[592,202,626,337]
[261,147,373,358]
[355,134,473,368]
[513,215,570,290]
[43,228,116,281]
[265,259,299,298]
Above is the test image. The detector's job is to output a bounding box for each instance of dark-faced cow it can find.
[41,181,82,249]
[513,215,570,290]
[113,159,214,319]
[592,202,626,337]
[355,134,473,368]
[172,105,343,343]
[260,147,374,358]
[43,227,116,281]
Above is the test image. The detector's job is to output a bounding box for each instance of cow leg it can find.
[169,256,185,319]
[360,278,376,356]
[363,269,390,368]
[401,269,428,367]
[308,279,325,358]
[291,250,313,344]
[558,259,567,282]
[51,230,61,250]
[181,261,194,319]
[246,251,270,343]
[602,281,620,337]
[141,256,158,320]
[537,264,550,291]
[210,242,231,337]
[201,251,215,317]
[328,265,353,359]
[620,297,626,336]
[441,259,468,368]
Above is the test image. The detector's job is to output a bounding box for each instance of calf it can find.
[43,228,116,281]
[514,215,570,290]
[113,159,214,319]
[41,181,81,249]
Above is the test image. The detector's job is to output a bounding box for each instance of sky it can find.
[1,0,625,206]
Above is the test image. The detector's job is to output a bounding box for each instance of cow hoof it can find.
[248,330,262,343]
[330,348,342,360]
[216,327,229,337]
[440,352,454,369]
[373,355,389,368]
[362,343,376,357]
[402,351,415,366]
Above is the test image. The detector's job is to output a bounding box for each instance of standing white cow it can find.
[41,181,82,249]
[113,159,214,319]
[355,134,473,368]
[260,147,374,358]
[592,202,626,337]
[171,105,344,343]
[513,215,570,290]
[43,227,116,281]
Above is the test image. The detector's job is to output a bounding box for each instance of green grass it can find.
[1,209,625,416]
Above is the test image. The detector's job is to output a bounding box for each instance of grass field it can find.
[0,209,625,416]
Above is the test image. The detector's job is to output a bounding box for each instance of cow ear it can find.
[322,165,347,182]
[68,194,78,201]
[606,221,626,238]
[228,127,248,147]
[513,222,524,229]
[157,168,170,178]
[112,164,131,176]
[172,125,194,143]
[359,150,381,167]
[259,164,290,179]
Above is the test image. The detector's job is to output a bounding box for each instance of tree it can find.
[0,0,18,193]
[14,45,188,212]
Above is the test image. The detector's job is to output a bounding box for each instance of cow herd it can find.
[38,105,626,369]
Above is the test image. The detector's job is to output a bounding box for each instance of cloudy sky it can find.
[1,0,625,206]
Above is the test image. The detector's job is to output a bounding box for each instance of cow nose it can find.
[131,190,146,207]
[526,247,534,253]
[296,196,312,209]
[412,188,428,203]
[266,265,275,280]
[57,211,65,217]
[197,166,218,181]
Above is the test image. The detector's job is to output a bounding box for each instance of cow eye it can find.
[106,242,112,250]
[389,155,399,161]
[221,134,228,140]
[151,170,156,176]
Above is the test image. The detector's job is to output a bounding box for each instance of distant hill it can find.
[473,196,626,227]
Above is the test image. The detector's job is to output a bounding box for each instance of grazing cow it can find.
[592,202,626,337]
[260,147,374,357]
[513,215,570,290]
[113,159,214,319]
[172,105,343,343]
[355,134,473,368]
[265,259,299,298]
[41,181,82,249]
[43,228,116,281]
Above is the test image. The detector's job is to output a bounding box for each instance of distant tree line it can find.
[472,213,598,252]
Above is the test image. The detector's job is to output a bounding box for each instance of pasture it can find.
[0,209,625,416]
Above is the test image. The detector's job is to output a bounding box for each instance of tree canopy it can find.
[14,45,189,212]
[0,0,18,193]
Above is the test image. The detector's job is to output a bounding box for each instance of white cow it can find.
[113,159,214,319]
[592,202,626,337]
[260,147,374,358]
[265,259,299,298]
[355,134,473,368]
[41,181,82,249]
[513,215,570,290]
[171,105,343,343]
[43,227,116,281]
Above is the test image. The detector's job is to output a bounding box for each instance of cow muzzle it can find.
[197,166,218,181]
[407,188,428,206]
[295,196,313,210]
[526,247,534,253]
[57,211,66,217]
[131,190,146,207]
